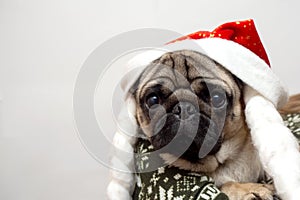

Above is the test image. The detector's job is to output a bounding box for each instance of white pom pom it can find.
[107,97,137,200]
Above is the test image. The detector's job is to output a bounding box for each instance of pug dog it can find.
[128,50,277,200]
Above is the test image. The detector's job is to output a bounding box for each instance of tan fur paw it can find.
[220,182,276,200]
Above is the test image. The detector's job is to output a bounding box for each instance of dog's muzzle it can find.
[150,100,223,161]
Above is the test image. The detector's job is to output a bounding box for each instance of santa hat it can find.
[109,19,300,200]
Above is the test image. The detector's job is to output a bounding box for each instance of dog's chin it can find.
[157,134,223,163]
[165,135,203,162]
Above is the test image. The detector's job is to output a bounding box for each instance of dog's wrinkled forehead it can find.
[132,50,236,97]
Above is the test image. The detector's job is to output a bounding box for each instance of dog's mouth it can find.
[163,135,201,162]
[150,113,223,162]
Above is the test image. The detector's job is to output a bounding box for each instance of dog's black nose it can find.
[172,102,197,120]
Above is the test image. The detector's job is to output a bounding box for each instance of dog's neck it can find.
[215,124,250,164]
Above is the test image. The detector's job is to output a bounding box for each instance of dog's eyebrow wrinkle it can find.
[191,77,230,88]
[169,55,179,86]
[139,76,176,97]
[193,79,234,98]
[189,76,216,82]
[184,57,190,82]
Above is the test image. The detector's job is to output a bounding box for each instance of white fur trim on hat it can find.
[244,89,300,200]
[121,38,288,108]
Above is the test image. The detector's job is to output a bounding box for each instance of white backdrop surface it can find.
[0,0,300,199]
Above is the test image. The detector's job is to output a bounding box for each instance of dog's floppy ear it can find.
[121,65,145,101]
[232,75,244,92]
[127,78,140,99]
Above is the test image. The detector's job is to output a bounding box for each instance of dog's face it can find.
[129,50,247,170]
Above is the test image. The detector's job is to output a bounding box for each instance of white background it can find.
[0,0,300,199]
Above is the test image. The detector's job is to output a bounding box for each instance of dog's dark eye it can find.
[211,90,227,108]
[146,93,160,108]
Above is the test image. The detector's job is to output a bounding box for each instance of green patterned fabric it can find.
[282,113,300,144]
[133,139,228,200]
[132,113,300,200]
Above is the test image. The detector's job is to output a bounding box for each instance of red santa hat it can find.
[115,19,300,200]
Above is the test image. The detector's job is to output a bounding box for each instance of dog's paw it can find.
[220,182,276,200]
